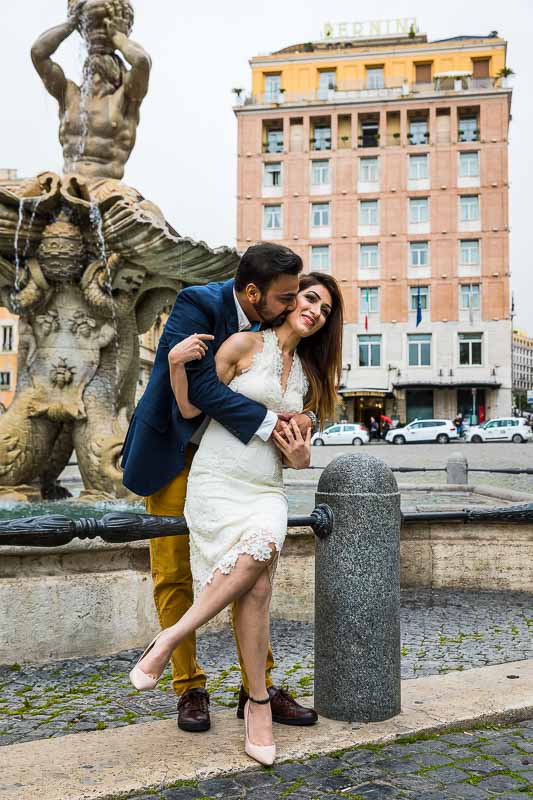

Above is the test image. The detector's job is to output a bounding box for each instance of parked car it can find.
[464,417,533,444]
[312,423,369,446]
[385,419,458,445]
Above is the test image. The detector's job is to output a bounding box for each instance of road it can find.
[298,440,533,496]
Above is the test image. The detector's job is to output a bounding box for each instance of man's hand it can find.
[273,420,312,470]
[104,16,122,47]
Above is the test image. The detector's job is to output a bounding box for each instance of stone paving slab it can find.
[1,590,531,748]
[0,659,532,800]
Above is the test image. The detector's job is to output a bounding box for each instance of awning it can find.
[434,71,472,78]
[392,379,501,389]
[340,389,389,397]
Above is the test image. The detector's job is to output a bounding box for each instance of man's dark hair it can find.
[234,243,303,292]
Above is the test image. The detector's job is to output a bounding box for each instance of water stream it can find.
[89,202,121,406]
[13,198,26,291]
[22,197,43,261]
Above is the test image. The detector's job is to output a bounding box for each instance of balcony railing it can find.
[241,76,509,108]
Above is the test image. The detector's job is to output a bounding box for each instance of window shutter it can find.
[472,59,490,78]
[415,63,432,84]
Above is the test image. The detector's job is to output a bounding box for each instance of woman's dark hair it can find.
[297,272,344,423]
[234,243,303,293]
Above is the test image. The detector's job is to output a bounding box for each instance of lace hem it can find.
[192,527,285,594]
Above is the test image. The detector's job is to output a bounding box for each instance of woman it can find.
[130,272,343,764]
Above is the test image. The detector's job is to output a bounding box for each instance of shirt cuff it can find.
[255,410,278,441]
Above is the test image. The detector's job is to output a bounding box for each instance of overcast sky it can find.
[2,0,532,332]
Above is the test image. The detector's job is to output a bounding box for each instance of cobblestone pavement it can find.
[117,719,533,799]
[1,590,531,748]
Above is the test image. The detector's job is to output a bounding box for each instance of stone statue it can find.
[31,0,150,180]
[0,3,240,500]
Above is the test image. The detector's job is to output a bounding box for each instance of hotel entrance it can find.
[342,392,388,429]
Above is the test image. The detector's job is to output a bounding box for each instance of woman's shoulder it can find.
[219,331,263,359]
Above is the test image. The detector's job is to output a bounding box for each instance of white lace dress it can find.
[184,329,308,594]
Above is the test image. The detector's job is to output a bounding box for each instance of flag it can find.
[364,288,369,331]
[416,285,423,327]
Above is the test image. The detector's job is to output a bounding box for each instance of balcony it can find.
[241,76,509,108]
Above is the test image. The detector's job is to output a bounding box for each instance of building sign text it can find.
[322,18,418,40]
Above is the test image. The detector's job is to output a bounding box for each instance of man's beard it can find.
[256,296,289,327]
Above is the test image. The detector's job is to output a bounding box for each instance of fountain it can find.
[0,0,240,501]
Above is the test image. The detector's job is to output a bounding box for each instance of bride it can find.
[130,271,344,764]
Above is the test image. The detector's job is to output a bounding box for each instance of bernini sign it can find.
[322,18,418,40]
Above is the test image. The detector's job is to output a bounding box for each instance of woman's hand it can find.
[272,419,312,470]
[168,334,214,367]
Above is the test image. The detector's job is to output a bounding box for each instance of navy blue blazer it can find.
[121,279,268,496]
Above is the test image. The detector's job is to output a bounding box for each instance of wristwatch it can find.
[304,410,318,431]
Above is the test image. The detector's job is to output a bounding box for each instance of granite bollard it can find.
[447,452,469,485]
[314,453,401,721]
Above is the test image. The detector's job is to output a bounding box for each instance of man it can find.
[122,243,318,732]
[31,0,150,180]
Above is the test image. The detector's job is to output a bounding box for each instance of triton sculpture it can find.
[0,0,239,499]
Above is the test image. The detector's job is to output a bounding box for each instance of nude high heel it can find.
[244,697,276,766]
[129,632,166,691]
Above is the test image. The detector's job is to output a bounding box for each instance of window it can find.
[459,240,480,265]
[358,335,381,367]
[409,154,428,179]
[415,63,432,84]
[266,129,283,154]
[311,202,329,227]
[311,160,330,185]
[409,120,429,145]
[318,70,337,98]
[459,196,480,221]
[458,117,479,142]
[263,162,281,187]
[366,66,385,89]
[311,245,331,272]
[263,205,282,230]
[459,333,482,365]
[359,157,379,183]
[409,286,429,311]
[408,334,431,366]
[1,326,13,352]
[409,198,429,224]
[360,288,379,314]
[459,151,479,177]
[360,121,379,147]
[409,241,429,266]
[264,73,281,101]
[0,371,11,389]
[360,244,379,268]
[460,284,481,309]
[313,127,331,151]
[360,200,379,226]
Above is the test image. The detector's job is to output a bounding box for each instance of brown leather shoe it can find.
[237,685,318,726]
[177,688,210,732]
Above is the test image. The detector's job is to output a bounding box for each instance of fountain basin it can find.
[1,484,532,665]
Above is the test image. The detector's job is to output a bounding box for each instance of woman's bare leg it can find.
[234,569,274,746]
[138,548,277,678]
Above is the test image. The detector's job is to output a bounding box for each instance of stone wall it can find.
[1,521,531,665]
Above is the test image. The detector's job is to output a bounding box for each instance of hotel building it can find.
[234,25,513,425]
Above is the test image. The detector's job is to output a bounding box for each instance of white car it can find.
[385,419,458,445]
[465,417,533,444]
[312,423,369,446]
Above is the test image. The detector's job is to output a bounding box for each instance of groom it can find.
[122,243,318,732]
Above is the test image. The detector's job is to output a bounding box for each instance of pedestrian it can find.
[380,413,392,438]
[369,416,379,441]
[453,413,463,437]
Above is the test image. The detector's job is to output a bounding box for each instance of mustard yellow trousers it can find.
[146,446,275,696]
